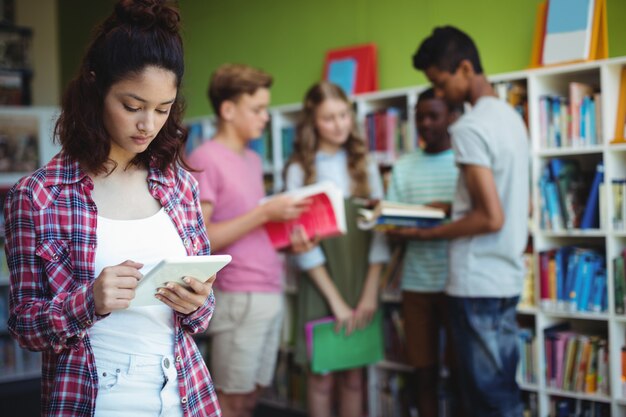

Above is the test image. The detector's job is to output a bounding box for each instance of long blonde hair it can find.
[286,81,371,198]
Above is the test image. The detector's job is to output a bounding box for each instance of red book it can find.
[263,181,346,249]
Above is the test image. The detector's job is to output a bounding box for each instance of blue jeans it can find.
[447,296,523,417]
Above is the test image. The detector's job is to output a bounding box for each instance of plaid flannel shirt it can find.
[4,152,221,417]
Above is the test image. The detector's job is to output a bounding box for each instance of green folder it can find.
[307,311,384,374]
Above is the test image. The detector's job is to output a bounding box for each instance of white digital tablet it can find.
[131,254,232,307]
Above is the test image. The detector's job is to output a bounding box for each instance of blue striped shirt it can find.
[386,149,458,292]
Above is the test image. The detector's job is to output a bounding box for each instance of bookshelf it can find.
[185,56,626,416]
[0,106,59,384]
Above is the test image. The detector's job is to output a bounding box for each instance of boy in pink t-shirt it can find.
[187,64,308,417]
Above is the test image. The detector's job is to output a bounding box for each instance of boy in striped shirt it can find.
[385,87,462,417]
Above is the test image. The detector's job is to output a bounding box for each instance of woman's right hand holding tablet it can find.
[93,260,144,315]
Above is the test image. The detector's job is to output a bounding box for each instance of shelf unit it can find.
[185,56,626,416]
[0,106,60,384]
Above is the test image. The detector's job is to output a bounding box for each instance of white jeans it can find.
[93,350,183,417]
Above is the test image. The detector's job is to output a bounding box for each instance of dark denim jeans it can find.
[447,296,523,417]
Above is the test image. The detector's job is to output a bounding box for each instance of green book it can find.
[306,311,384,374]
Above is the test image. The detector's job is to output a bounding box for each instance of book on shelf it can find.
[379,244,405,298]
[262,181,346,249]
[613,251,626,315]
[517,328,537,385]
[305,311,383,374]
[579,162,603,229]
[381,303,407,363]
[281,126,296,163]
[357,200,446,231]
[248,128,272,168]
[519,253,536,308]
[612,66,626,143]
[622,346,626,398]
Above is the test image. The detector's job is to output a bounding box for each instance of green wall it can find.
[59,0,626,118]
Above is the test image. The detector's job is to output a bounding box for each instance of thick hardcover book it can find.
[305,311,383,374]
[357,200,445,231]
[263,181,346,249]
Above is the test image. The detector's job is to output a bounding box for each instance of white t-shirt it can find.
[446,96,529,297]
[89,208,187,356]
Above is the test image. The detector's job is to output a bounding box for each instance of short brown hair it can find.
[208,63,273,118]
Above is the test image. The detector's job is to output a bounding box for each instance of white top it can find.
[88,208,187,356]
[386,149,458,292]
[285,149,390,270]
[447,96,529,297]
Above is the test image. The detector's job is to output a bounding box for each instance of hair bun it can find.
[114,0,180,33]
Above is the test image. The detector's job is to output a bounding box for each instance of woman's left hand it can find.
[155,275,216,314]
[354,288,378,330]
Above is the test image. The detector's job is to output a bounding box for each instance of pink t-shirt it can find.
[188,140,282,293]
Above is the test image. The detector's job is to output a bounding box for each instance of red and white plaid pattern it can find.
[4,152,220,417]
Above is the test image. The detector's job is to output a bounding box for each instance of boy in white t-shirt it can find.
[406,26,530,416]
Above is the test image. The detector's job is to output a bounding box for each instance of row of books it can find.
[363,108,410,165]
[548,397,610,417]
[493,80,528,126]
[538,83,603,149]
[538,159,603,231]
[538,247,607,314]
[543,324,609,395]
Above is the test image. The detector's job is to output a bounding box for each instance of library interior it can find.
[2,0,626,416]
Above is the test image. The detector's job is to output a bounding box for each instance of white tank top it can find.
[88,208,187,356]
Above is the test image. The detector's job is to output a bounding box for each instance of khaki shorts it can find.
[208,290,284,394]
[401,291,454,369]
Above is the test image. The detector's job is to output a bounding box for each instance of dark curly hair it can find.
[55,0,189,174]
[412,26,483,75]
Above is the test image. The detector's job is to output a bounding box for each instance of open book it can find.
[357,200,446,231]
[263,181,346,249]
